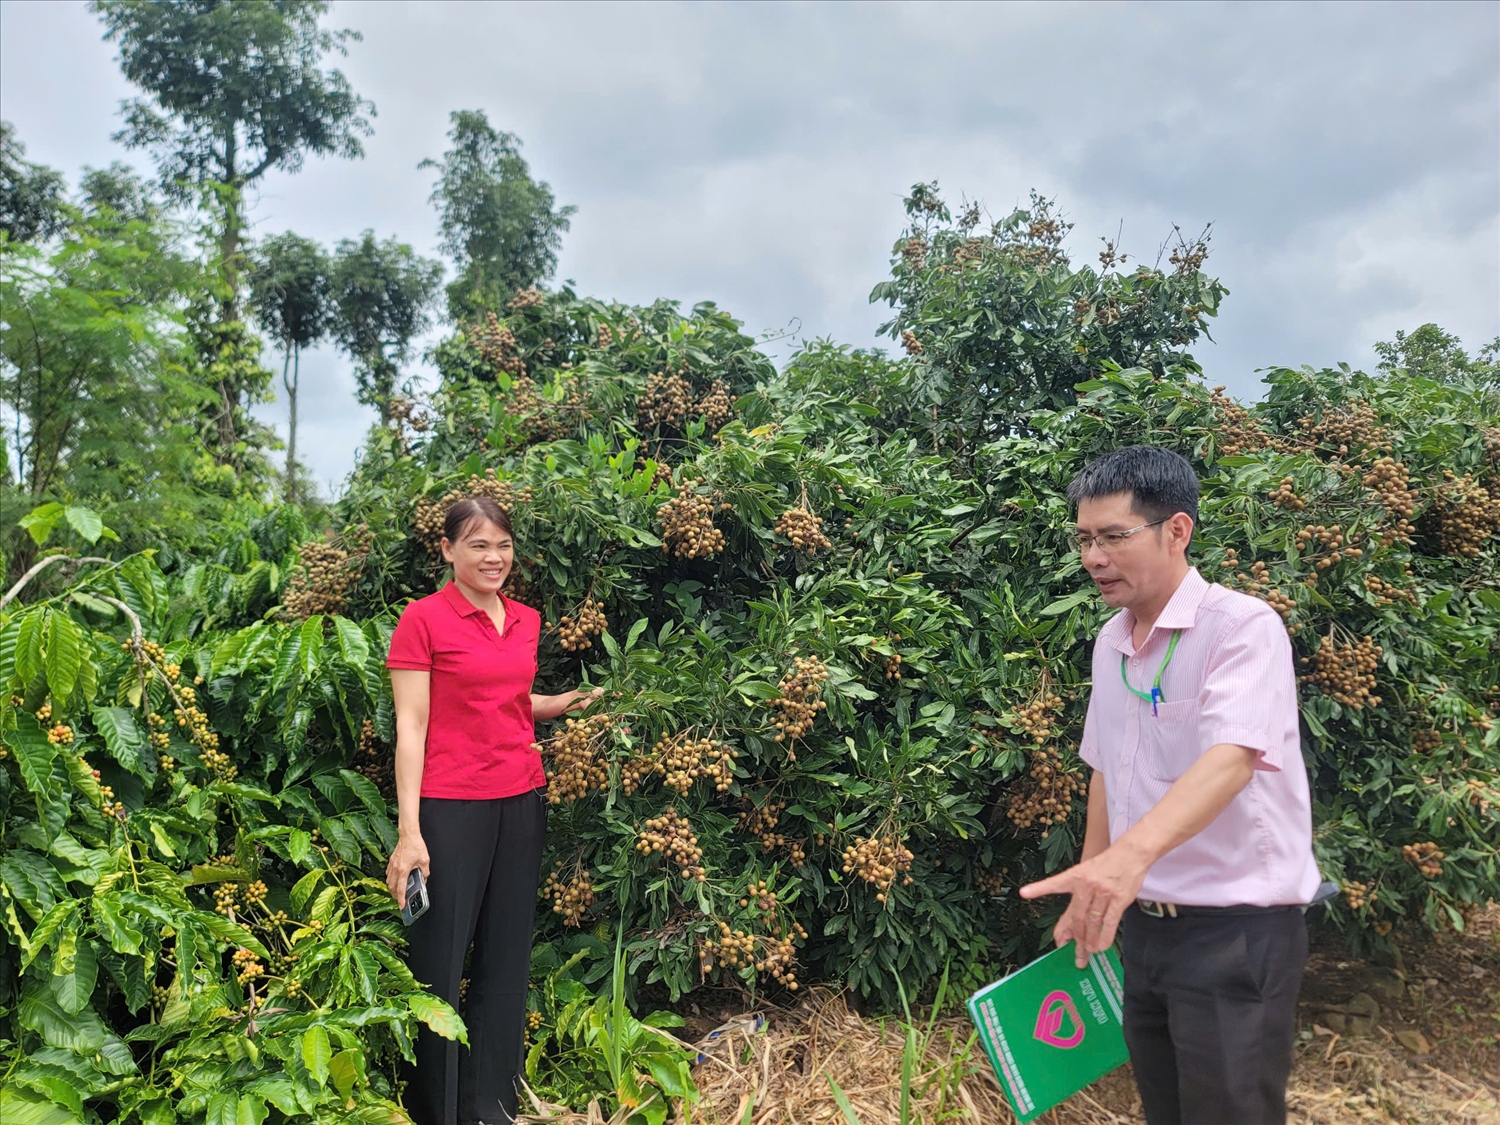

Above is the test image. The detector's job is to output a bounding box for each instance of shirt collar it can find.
[440,580,494,619]
[1110,567,1208,653]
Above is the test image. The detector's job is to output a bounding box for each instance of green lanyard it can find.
[1120,629,1181,717]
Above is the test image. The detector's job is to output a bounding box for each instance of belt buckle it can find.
[1138,899,1177,919]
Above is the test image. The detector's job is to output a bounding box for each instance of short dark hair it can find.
[443,497,514,544]
[1066,445,1199,525]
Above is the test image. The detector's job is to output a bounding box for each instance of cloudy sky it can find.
[3,0,1496,497]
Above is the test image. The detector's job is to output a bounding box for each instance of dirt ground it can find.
[523,905,1500,1124]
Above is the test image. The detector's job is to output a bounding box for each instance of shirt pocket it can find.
[1143,699,1199,782]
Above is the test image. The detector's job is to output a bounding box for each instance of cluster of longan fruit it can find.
[883,651,903,681]
[1268,477,1306,510]
[901,329,923,356]
[541,713,612,804]
[596,323,615,348]
[1299,404,1388,453]
[553,597,607,652]
[283,540,356,620]
[657,733,735,796]
[1343,880,1374,910]
[1402,842,1443,878]
[507,287,544,310]
[354,719,395,802]
[1007,690,1064,746]
[700,921,806,990]
[542,865,595,927]
[658,480,726,559]
[414,471,533,555]
[1364,573,1415,607]
[1431,472,1499,558]
[769,656,829,751]
[638,371,694,431]
[841,834,914,903]
[1210,388,1283,456]
[974,868,1007,897]
[1362,458,1418,542]
[637,808,706,882]
[1411,727,1442,755]
[697,379,735,431]
[1007,748,1085,833]
[774,507,832,553]
[472,312,526,376]
[1299,634,1382,709]
[737,799,807,865]
[387,396,429,434]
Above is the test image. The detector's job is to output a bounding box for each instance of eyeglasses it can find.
[1071,518,1168,553]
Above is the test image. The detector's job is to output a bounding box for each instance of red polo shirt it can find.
[386,582,545,799]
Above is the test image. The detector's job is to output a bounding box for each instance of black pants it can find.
[1121,905,1307,1125]
[404,790,546,1125]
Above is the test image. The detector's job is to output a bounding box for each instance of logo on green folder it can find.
[1034,990,1086,1048]
[967,944,1130,1122]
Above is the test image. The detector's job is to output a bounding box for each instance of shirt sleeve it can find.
[1078,687,1103,771]
[386,602,433,670]
[1198,608,1293,771]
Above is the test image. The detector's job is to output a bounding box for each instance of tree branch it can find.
[0,556,113,611]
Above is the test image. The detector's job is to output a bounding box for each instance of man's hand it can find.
[1020,841,1152,968]
[386,832,431,909]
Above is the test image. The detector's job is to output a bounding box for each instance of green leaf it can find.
[302,1025,332,1086]
[0,1085,81,1125]
[827,1075,864,1125]
[64,505,104,545]
[9,713,58,798]
[408,992,468,1044]
[92,706,149,778]
[14,607,49,684]
[20,900,79,971]
[49,937,98,1013]
[328,1048,361,1098]
[1038,589,1093,617]
[18,503,65,547]
[18,985,106,1050]
[44,612,84,705]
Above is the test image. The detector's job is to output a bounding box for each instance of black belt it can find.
[1135,899,1303,919]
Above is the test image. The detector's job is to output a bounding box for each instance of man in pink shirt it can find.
[1022,445,1321,1125]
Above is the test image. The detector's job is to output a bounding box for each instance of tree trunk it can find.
[283,343,297,503]
[214,135,241,452]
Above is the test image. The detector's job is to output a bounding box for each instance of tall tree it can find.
[92,0,372,453]
[422,110,574,320]
[0,121,66,243]
[330,231,443,422]
[248,232,330,501]
[1375,324,1500,391]
[0,189,216,579]
[78,161,160,225]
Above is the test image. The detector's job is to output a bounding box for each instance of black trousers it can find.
[404,790,546,1125]
[1121,905,1307,1125]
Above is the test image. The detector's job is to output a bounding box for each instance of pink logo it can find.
[1033,990,1086,1049]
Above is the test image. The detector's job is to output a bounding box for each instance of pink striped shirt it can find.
[1079,567,1321,907]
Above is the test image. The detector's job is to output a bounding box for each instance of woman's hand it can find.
[563,686,604,714]
[531,686,604,721]
[386,832,431,909]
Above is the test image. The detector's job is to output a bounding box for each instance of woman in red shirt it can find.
[384,497,597,1125]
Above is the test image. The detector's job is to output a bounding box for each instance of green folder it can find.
[965,943,1129,1123]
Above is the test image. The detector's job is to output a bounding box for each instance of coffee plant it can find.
[3,187,1497,1123]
